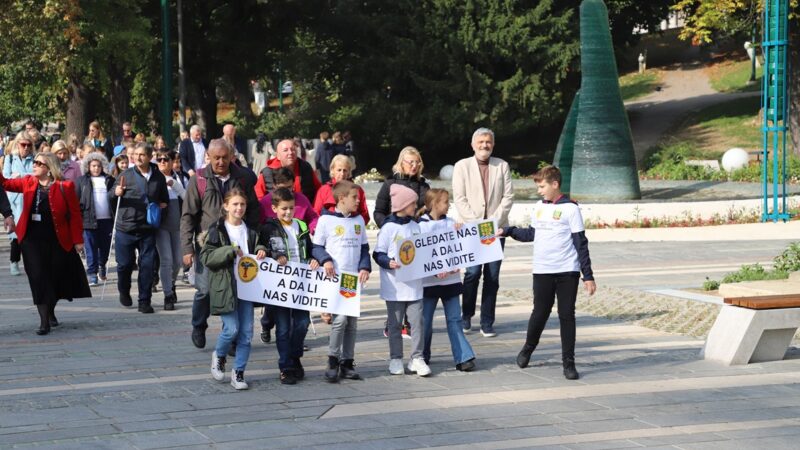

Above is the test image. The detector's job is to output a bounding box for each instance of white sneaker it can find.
[389,358,404,375]
[210,351,225,381]
[407,358,432,377]
[231,369,248,390]
[10,262,20,276]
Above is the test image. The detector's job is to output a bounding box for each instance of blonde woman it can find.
[52,140,81,183]
[84,121,113,159]
[0,152,91,335]
[313,154,370,225]
[372,146,429,226]
[3,131,36,275]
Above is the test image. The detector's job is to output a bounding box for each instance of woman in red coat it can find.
[0,152,91,335]
[313,154,371,225]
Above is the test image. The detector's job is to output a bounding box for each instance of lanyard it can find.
[34,185,49,214]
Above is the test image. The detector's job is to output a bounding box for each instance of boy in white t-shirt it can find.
[261,188,319,385]
[311,180,371,382]
[499,165,596,380]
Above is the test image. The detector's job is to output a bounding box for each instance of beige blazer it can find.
[452,156,514,228]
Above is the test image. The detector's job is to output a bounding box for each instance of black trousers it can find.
[10,238,20,263]
[527,272,579,360]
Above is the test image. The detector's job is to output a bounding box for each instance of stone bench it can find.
[702,295,800,365]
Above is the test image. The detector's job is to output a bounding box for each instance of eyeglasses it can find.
[156,157,171,162]
[18,142,31,148]
[32,160,45,167]
[403,160,421,166]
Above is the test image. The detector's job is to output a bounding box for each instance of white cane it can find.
[309,314,317,336]
[100,196,121,302]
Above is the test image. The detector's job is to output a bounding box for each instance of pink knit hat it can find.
[390,184,418,213]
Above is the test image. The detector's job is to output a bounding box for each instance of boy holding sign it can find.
[373,184,430,377]
[499,166,596,380]
[261,187,319,385]
[311,181,371,382]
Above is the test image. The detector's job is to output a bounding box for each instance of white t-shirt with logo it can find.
[374,220,423,301]
[530,201,584,274]
[312,213,367,273]
[224,222,250,255]
[282,221,301,263]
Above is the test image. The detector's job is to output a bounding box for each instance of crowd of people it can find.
[2,122,596,390]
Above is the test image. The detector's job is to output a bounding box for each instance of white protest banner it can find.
[395,220,503,282]
[235,256,361,317]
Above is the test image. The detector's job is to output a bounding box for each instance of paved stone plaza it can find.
[2,226,800,449]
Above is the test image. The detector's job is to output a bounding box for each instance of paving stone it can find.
[123,430,213,449]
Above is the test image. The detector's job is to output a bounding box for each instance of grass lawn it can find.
[619,70,661,101]
[669,95,762,154]
[707,58,763,93]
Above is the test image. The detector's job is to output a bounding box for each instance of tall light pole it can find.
[160,0,173,140]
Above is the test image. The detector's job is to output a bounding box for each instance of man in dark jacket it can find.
[181,138,261,348]
[178,125,208,178]
[110,142,170,313]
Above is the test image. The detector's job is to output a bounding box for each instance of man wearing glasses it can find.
[452,127,514,338]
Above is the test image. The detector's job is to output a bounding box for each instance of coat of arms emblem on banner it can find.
[339,273,358,298]
[478,221,496,245]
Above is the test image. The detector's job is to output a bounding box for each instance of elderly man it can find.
[452,127,514,337]
[111,143,170,313]
[116,121,134,146]
[221,123,248,167]
[178,125,208,178]
[181,138,261,348]
[254,138,320,202]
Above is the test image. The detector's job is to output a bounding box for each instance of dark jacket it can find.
[504,195,594,281]
[110,164,170,234]
[260,218,313,263]
[200,218,266,315]
[77,172,115,229]
[310,209,372,272]
[178,138,209,174]
[0,185,11,219]
[180,164,261,256]
[373,173,430,227]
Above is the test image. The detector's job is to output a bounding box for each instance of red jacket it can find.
[0,175,83,251]
[312,180,371,225]
[254,158,321,201]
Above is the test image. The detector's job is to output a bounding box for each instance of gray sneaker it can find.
[10,262,20,276]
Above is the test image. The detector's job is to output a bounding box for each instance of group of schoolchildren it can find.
[192,164,595,391]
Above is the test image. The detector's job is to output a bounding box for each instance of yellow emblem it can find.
[334,225,345,237]
[398,240,416,265]
[237,256,258,283]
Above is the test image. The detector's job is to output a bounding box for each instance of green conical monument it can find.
[555,0,641,200]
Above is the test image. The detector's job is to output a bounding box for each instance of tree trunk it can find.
[197,81,219,138]
[65,76,89,144]
[789,22,799,155]
[233,77,255,124]
[108,65,130,145]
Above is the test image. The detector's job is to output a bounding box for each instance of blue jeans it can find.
[462,238,504,330]
[271,306,310,370]
[215,300,254,372]
[84,219,113,275]
[115,230,156,305]
[191,242,210,331]
[423,295,475,365]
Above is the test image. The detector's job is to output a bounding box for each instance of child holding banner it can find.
[261,187,318,385]
[373,184,431,377]
[498,165,596,380]
[311,180,371,382]
[201,189,268,390]
[418,189,476,372]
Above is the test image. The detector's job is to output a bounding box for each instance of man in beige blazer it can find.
[452,127,514,337]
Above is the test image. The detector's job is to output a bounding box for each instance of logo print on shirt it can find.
[334,225,345,237]
[354,224,362,235]
[552,209,562,220]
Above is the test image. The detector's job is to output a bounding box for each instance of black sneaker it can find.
[280,370,296,385]
[339,359,361,380]
[325,356,340,383]
[119,291,133,307]
[260,329,271,344]
[462,318,471,333]
[456,359,476,372]
[563,357,580,380]
[293,359,305,380]
[164,293,176,311]
[138,304,155,314]
[517,345,535,368]
[192,328,206,349]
